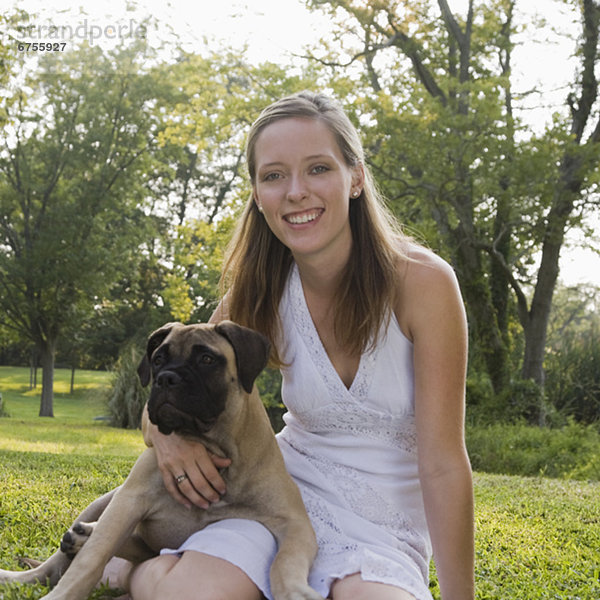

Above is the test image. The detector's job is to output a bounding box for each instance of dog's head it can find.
[138,321,270,437]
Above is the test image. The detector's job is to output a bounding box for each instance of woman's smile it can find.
[283,208,325,225]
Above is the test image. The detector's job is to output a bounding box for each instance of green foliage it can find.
[1,3,597,426]
[496,378,549,426]
[467,373,551,426]
[0,9,30,127]
[163,216,236,323]
[545,285,600,424]
[467,420,600,481]
[546,331,600,424]
[256,368,286,432]
[308,0,600,398]
[104,346,149,430]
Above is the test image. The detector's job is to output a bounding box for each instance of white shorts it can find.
[160,518,277,599]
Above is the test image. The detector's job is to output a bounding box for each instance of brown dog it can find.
[0,321,322,600]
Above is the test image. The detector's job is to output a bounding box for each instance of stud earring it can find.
[351,190,360,198]
[257,204,264,213]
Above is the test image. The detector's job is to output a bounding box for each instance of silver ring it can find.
[175,474,188,485]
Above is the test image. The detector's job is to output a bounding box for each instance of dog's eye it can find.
[199,353,215,365]
[152,355,164,368]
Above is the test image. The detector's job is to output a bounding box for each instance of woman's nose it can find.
[286,174,308,202]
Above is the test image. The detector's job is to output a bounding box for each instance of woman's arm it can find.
[398,248,475,600]
[143,299,231,509]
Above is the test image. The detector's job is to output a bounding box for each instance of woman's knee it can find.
[129,552,263,600]
[330,573,416,600]
[128,554,179,599]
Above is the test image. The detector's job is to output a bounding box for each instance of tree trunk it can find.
[453,227,510,394]
[521,153,581,385]
[29,349,38,390]
[38,339,56,417]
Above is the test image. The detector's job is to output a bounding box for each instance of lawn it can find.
[0,367,599,599]
[0,366,144,457]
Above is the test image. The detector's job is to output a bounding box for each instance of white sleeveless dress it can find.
[162,264,433,600]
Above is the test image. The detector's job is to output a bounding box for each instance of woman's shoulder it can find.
[394,242,464,341]
[393,240,458,291]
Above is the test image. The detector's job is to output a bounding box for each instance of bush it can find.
[545,326,600,424]
[105,345,148,429]
[466,373,553,426]
[466,419,600,480]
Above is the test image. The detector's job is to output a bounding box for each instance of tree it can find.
[306,0,600,417]
[517,0,600,386]
[0,41,161,415]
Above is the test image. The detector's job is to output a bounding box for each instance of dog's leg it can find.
[0,488,117,587]
[0,551,70,588]
[268,517,324,600]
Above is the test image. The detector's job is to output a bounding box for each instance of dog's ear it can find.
[137,323,182,387]
[215,320,271,393]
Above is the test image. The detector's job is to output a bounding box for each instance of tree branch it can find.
[475,230,530,328]
[570,0,600,142]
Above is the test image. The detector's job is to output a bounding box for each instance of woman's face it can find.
[252,117,363,264]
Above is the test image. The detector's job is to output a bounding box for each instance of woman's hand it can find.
[149,423,231,509]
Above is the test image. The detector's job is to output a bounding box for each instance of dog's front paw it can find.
[60,521,95,559]
[274,583,324,600]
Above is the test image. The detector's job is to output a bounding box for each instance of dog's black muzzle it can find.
[147,365,223,437]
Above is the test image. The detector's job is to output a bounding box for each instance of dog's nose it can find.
[156,370,182,388]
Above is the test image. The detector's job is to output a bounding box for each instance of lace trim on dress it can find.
[292,403,418,455]
[288,264,378,402]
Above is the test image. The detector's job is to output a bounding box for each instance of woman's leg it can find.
[330,573,416,600]
[128,552,263,600]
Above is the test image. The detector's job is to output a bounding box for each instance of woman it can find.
[127,91,474,600]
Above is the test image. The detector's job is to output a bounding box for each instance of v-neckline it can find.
[290,264,375,398]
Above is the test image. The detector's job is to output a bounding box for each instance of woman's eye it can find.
[263,172,281,182]
[311,165,329,174]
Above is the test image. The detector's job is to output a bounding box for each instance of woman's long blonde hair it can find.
[220,91,412,366]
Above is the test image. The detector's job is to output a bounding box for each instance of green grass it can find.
[1,367,599,599]
[471,475,600,599]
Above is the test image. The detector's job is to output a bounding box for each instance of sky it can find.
[4,0,600,287]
